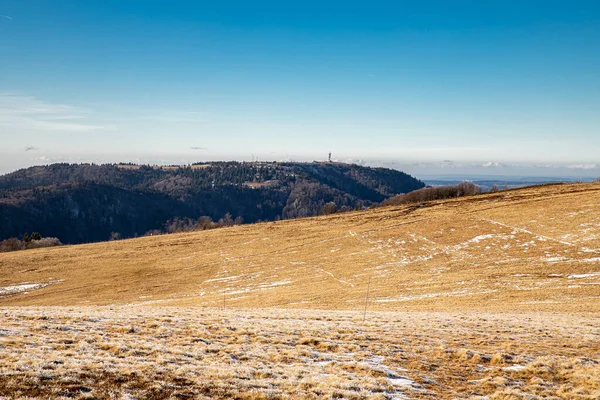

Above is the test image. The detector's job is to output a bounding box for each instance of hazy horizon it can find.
[1,151,599,181]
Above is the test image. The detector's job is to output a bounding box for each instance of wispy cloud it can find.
[0,93,106,132]
[190,146,207,150]
[1,15,12,20]
[567,163,597,170]
[24,145,37,152]
[481,161,509,168]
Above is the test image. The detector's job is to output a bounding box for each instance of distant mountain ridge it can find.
[0,162,424,244]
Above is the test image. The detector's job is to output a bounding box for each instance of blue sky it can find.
[1,1,600,176]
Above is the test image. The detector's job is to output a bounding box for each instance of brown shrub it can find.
[26,237,62,249]
[0,237,24,252]
[0,236,62,252]
[382,181,481,206]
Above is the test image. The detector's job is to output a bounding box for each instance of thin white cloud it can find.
[1,15,12,20]
[481,161,509,168]
[33,155,79,164]
[567,163,597,170]
[0,93,106,132]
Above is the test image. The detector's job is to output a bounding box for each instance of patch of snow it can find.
[469,234,495,243]
[389,377,415,386]
[259,280,292,288]
[568,272,600,279]
[365,356,415,398]
[482,218,575,246]
[222,289,249,295]
[519,240,536,247]
[0,281,61,296]
[204,275,240,283]
[542,257,566,262]
[503,365,526,372]
[376,288,498,303]
[375,293,442,302]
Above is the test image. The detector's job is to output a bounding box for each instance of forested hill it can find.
[0,162,424,244]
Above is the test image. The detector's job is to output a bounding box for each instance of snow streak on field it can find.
[3,182,600,312]
[0,280,61,296]
[0,307,598,400]
[1,183,600,399]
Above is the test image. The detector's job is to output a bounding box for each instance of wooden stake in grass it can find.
[362,276,371,324]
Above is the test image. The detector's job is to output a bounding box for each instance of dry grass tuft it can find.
[0,308,597,399]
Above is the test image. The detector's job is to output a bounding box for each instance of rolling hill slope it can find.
[2,181,600,312]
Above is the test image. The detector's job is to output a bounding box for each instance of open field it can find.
[1,182,600,312]
[1,307,598,399]
[1,182,600,398]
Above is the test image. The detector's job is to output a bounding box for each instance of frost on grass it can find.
[0,307,598,400]
[0,280,61,296]
[568,272,600,279]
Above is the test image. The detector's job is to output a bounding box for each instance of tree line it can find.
[0,162,425,244]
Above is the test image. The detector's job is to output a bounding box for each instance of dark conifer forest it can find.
[0,162,424,244]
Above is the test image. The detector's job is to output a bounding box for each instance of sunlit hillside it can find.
[2,183,600,399]
[2,182,600,312]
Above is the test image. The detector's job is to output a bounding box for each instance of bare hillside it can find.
[2,182,600,399]
[1,182,600,312]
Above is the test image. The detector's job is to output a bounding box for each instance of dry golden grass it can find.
[0,308,598,399]
[1,182,600,312]
[1,182,599,399]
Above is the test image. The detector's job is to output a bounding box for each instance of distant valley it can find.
[423,175,597,191]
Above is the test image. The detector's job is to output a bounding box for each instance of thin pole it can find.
[362,276,371,324]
